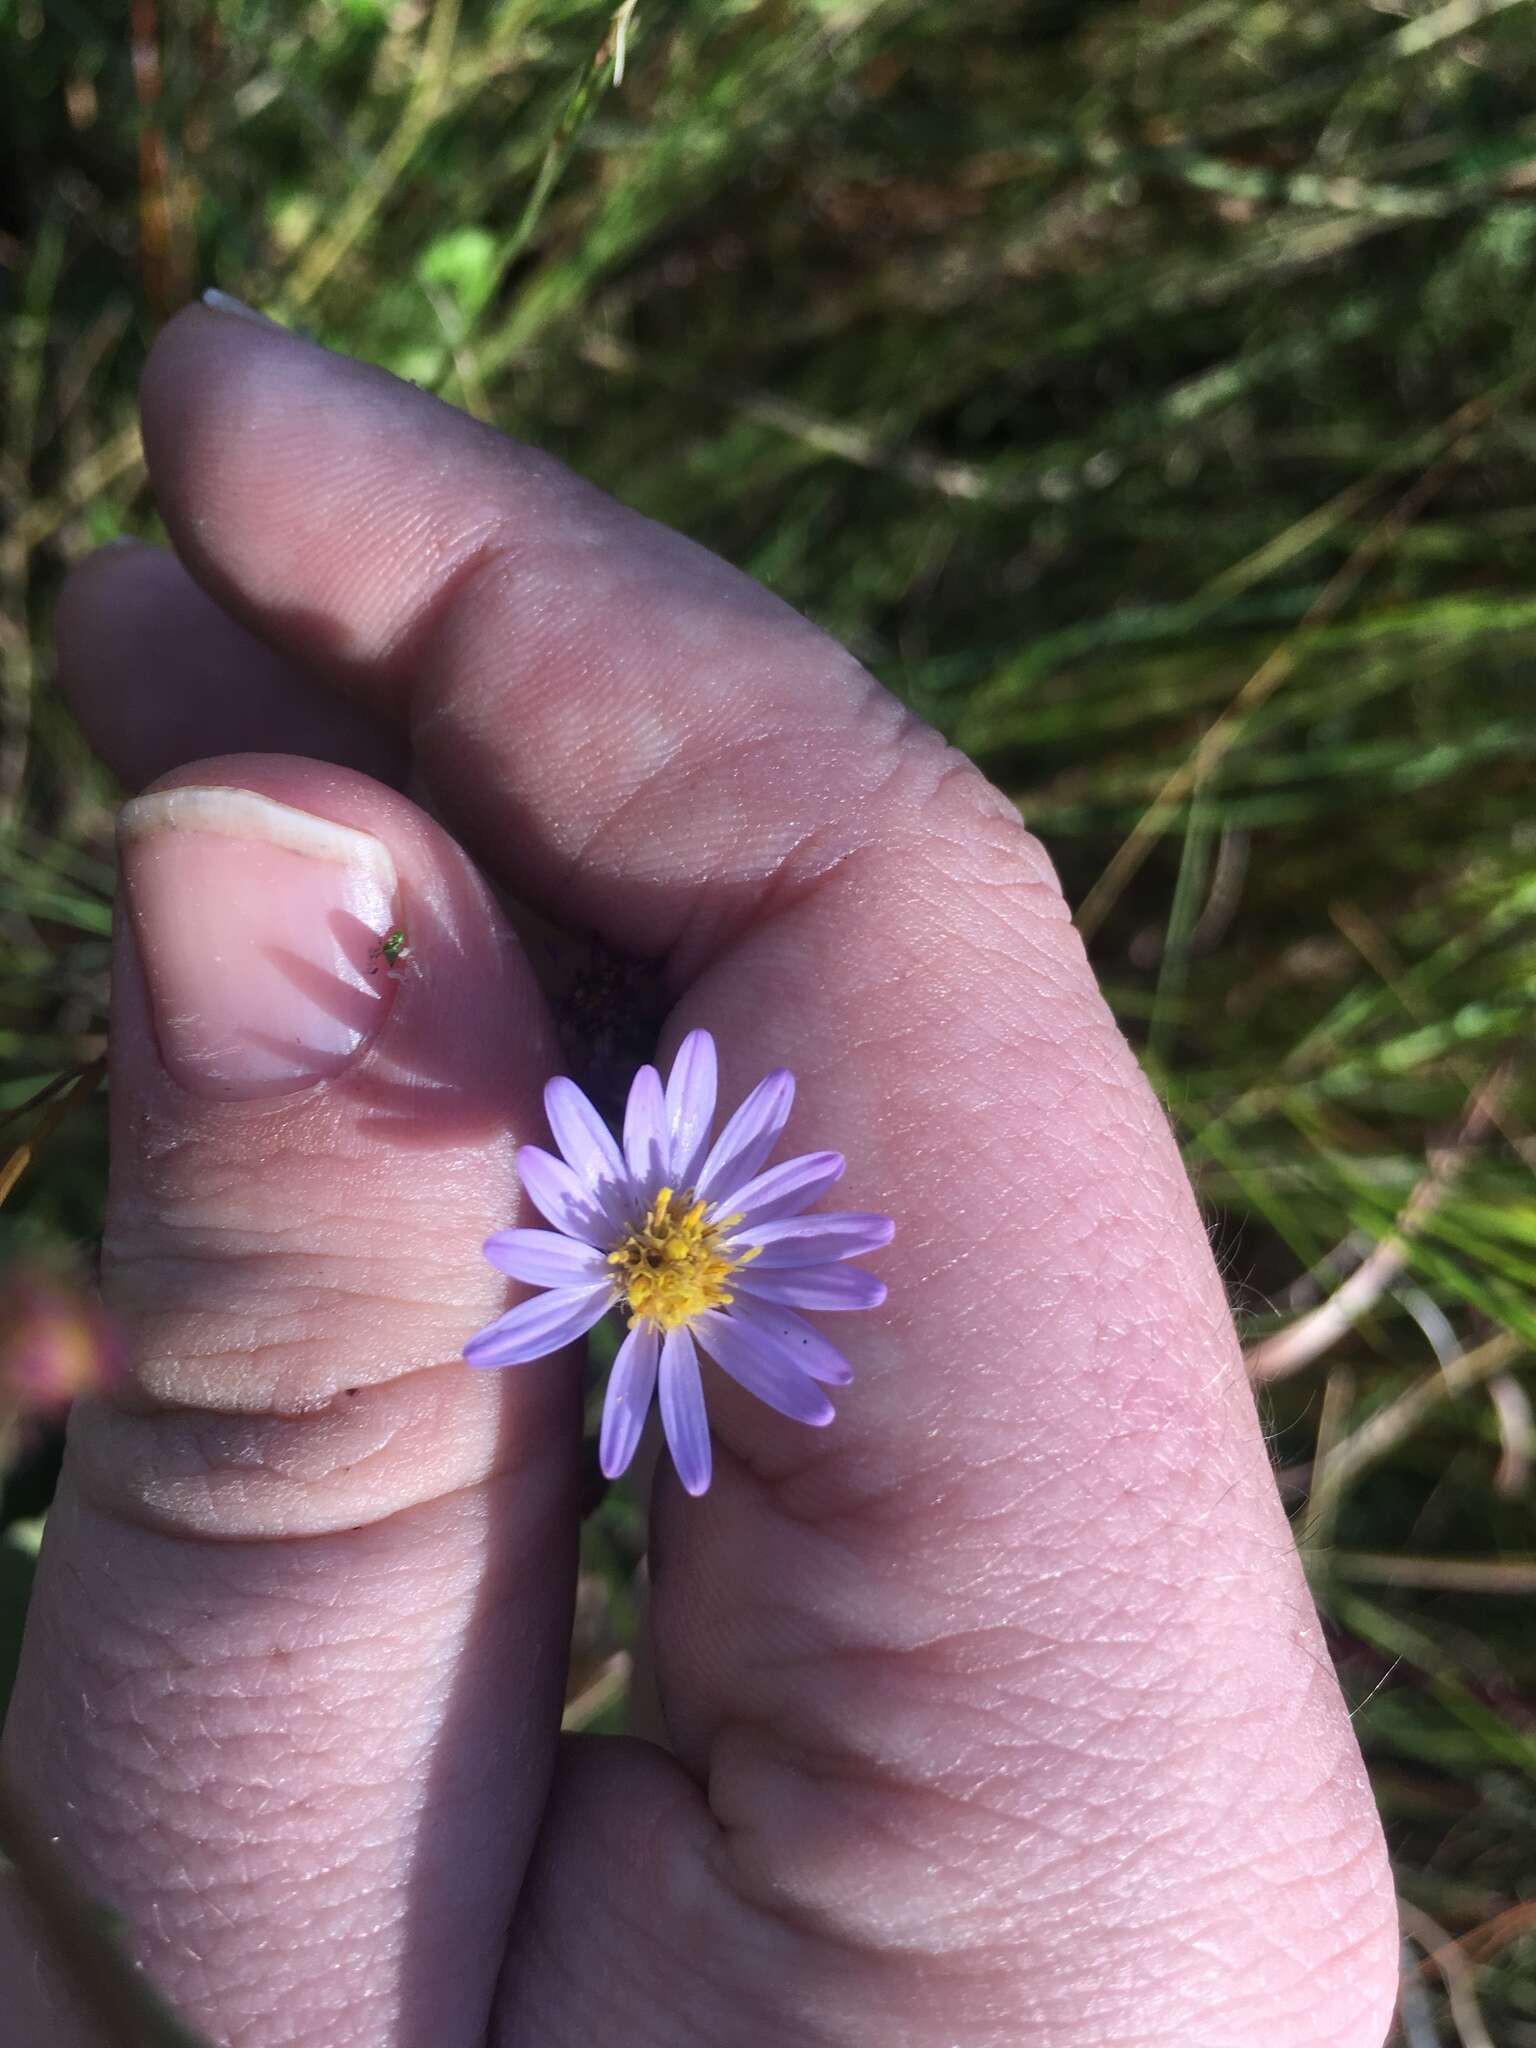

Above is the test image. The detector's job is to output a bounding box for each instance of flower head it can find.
[464,1030,892,1495]
[0,1265,125,1419]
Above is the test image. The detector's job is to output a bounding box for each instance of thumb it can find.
[3,757,572,2048]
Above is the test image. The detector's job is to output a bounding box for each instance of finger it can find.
[1,757,570,2048]
[55,542,407,790]
[141,304,947,956]
[136,311,1395,2041]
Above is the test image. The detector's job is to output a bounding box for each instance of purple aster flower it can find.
[463,1029,893,1496]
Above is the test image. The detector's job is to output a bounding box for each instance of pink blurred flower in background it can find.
[0,1266,125,1423]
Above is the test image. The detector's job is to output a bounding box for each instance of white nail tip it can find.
[119,788,397,892]
[201,287,280,328]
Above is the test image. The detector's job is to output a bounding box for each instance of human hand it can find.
[1,305,1396,2046]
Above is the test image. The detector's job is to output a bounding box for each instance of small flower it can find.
[464,1030,893,1495]
[0,1265,125,1418]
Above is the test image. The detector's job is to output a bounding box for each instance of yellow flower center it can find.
[608,1187,753,1332]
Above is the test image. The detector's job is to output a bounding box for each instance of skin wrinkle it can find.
[626,1761,1327,2048]
[375,519,541,698]
[115,1210,494,1283]
[517,1748,1060,2048]
[723,1605,1230,1802]
[837,814,1073,959]
[708,1735,1193,1994]
[52,1749,390,1884]
[714,1685,1154,1863]
[412,519,962,967]
[703,1573,1229,1790]
[512,1868,722,2048]
[24,1511,521,1975]
[113,1144,499,1237]
[93,1448,554,1545]
[105,1250,511,1410]
[892,812,1072,925]
[200,370,564,693]
[615,715,915,975]
[120,1134,500,1239]
[85,1291,490,1420]
[719,712,936,909]
[659,1412,1368,2022]
[112,1255,467,1336]
[720,1744,1368,2048]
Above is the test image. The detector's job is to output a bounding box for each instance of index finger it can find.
[137,307,1396,2043]
[142,304,1054,960]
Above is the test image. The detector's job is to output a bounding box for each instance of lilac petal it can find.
[713,1150,846,1228]
[665,1028,718,1189]
[658,1325,712,1495]
[696,1069,795,1206]
[515,1146,618,1248]
[545,1076,631,1208]
[694,1310,835,1426]
[622,1065,669,1199]
[733,1264,887,1312]
[483,1229,611,1288]
[733,1212,895,1267]
[599,1320,660,1480]
[728,1295,854,1385]
[464,1283,612,1369]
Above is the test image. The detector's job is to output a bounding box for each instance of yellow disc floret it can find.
[609,1187,755,1332]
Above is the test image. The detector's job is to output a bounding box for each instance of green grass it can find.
[6,0,1536,2036]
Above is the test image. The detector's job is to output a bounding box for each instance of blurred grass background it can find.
[3,0,1536,2038]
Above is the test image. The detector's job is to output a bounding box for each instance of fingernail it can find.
[201,287,284,329]
[119,787,400,1101]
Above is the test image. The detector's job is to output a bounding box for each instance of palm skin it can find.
[0,306,1396,2047]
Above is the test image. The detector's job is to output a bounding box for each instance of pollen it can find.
[608,1187,753,1333]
